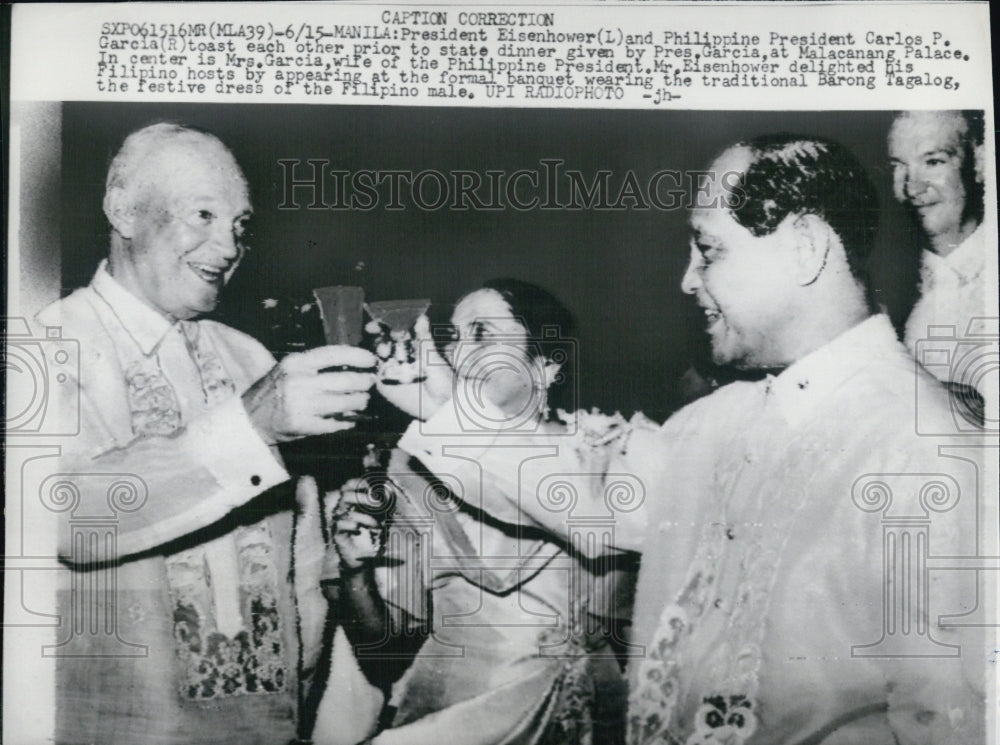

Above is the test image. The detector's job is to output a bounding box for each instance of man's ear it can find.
[974,141,985,184]
[791,213,833,286]
[103,186,137,239]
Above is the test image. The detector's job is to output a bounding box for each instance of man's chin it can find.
[180,292,222,319]
[913,207,958,241]
[710,347,739,368]
[919,219,947,240]
[711,344,761,372]
[709,332,739,367]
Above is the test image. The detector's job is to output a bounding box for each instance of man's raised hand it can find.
[243,345,377,443]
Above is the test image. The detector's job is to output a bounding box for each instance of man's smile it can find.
[186,261,226,285]
[700,301,723,331]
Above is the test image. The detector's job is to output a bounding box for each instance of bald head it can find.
[104,123,248,223]
[103,123,253,321]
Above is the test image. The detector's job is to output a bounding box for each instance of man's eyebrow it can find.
[920,147,959,158]
[181,193,252,203]
[177,195,253,216]
[469,317,503,328]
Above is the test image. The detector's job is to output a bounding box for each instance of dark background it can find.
[61,104,924,422]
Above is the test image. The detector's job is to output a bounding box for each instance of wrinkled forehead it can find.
[888,111,967,156]
[689,145,752,233]
[132,137,250,208]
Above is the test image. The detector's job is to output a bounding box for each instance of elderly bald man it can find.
[38,122,375,745]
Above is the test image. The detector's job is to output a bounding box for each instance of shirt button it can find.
[250,475,261,486]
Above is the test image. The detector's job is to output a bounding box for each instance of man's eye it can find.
[471,322,486,342]
[196,209,215,223]
[924,157,946,167]
[694,242,717,265]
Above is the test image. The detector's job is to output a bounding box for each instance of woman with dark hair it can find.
[310,279,635,745]
[469,278,578,419]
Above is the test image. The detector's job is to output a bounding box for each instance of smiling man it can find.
[889,110,984,259]
[682,137,876,371]
[37,123,376,745]
[629,136,984,744]
[397,134,986,744]
[888,110,994,412]
[102,125,253,321]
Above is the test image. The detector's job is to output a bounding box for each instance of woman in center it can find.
[321,279,634,745]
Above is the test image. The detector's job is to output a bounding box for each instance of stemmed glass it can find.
[364,299,431,385]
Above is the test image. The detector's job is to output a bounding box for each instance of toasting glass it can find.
[312,285,373,421]
[364,298,431,385]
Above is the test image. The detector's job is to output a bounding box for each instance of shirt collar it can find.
[91,259,177,355]
[922,223,985,283]
[766,314,901,427]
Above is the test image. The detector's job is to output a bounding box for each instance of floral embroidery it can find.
[628,520,728,745]
[172,590,286,700]
[628,607,686,744]
[120,319,283,701]
[629,429,820,743]
[537,600,597,745]
[167,523,287,700]
[541,651,595,745]
[124,361,182,436]
[179,322,236,404]
[686,695,757,745]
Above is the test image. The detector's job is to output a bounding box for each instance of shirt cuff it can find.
[182,396,289,507]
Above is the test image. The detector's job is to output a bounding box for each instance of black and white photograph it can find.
[4,4,998,745]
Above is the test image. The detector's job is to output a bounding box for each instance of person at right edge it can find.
[888,109,998,423]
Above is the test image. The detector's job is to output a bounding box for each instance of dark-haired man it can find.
[398,134,986,743]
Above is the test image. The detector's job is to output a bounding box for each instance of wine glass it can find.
[365,299,431,385]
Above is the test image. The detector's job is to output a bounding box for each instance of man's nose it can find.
[209,223,241,260]
[904,168,929,200]
[680,252,702,295]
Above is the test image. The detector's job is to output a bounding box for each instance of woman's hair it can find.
[477,278,578,419]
